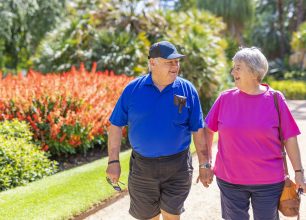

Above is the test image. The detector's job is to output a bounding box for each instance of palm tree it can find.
[197,0,254,45]
[297,0,305,28]
[277,0,286,58]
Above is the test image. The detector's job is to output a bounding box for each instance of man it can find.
[106,41,213,220]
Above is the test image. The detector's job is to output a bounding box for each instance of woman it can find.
[205,47,306,220]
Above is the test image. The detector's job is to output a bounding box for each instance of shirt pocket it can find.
[173,103,190,125]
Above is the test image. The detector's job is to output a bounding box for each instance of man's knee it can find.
[150,213,160,220]
[161,210,180,220]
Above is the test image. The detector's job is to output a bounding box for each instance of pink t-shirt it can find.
[205,84,301,184]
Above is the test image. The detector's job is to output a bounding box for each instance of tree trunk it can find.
[297,0,304,28]
[277,0,285,58]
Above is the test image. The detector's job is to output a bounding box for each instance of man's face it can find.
[151,58,180,84]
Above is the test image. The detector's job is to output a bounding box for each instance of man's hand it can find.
[196,168,214,188]
[193,128,214,188]
[106,162,121,184]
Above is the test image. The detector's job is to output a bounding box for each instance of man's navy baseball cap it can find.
[148,41,185,60]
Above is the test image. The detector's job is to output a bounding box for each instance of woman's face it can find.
[231,61,258,89]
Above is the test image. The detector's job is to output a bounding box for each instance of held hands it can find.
[106,160,121,184]
[196,167,214,188]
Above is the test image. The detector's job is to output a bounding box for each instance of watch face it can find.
[205,163,211,168]
[199,163,211,169]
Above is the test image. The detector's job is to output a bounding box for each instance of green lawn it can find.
[0,135,218,220]
[0,150,131,220]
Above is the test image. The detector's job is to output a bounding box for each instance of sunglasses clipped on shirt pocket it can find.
[174,95,187,113]
[173,94,189,124]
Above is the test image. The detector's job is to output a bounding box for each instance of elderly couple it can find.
[106,41,305,220]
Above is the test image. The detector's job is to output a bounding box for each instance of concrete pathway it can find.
[85,101,306,220]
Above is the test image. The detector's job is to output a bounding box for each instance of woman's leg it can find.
[250,181,284,220]
[217,178,251,220]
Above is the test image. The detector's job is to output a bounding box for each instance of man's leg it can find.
[150,214,160,220]
[129,152,161,220]
[161,210,180,220]
[160,150,193,218]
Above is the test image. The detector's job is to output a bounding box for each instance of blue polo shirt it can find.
[109,73,204,157]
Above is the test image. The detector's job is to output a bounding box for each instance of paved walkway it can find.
[85,101,306,220]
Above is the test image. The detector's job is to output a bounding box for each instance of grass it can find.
[0,150,131,220]
[0,135,218,220]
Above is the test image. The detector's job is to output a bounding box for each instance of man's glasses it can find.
[106,177,125,192]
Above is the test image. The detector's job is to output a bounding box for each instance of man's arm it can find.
[106,124,123,183]
[193,128,211,163]
[193,127,214,187]
[285,137,306,192]
[205,127,214,161]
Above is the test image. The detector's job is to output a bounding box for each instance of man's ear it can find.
[149,58,157,67]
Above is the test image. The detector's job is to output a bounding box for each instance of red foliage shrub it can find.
[0,63,133,155]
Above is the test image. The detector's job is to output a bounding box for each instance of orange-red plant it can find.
[0,63,133,155]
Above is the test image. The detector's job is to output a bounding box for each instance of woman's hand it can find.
[295,172,306,193]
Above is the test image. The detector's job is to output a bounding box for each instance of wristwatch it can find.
[199,162,212,169]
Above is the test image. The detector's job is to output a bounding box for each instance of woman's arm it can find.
[285,136,306,192]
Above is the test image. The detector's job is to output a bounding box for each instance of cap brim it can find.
[165,54,185,60]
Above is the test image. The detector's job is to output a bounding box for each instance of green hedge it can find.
[291,22,306,53]
[269,80,306,100]
[32,6,228,114]
[0,120,58,191]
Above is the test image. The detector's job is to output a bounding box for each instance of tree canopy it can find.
[0,0,66,72]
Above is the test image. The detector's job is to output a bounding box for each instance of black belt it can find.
[132,147,189,161]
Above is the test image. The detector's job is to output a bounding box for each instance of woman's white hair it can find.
[233,47,269,82]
